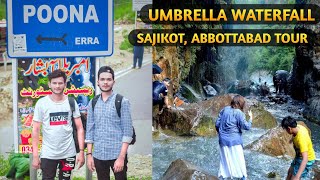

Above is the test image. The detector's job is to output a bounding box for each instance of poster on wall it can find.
[16,57,96,153]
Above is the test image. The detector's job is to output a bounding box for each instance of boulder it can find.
[162,159,218,180]
[227,80,253,96]
[249,103,278,129]
[155,94,277,136]
[303,97,320,124]
[313,160,320,180]
[201,95,277,130]
[157,104,201,135]
[246,121,310,158]
[203,85,217,97]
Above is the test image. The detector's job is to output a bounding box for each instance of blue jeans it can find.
[133,56,143,68]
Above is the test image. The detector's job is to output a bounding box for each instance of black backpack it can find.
[92,94,136,145]
[68,97,87,153]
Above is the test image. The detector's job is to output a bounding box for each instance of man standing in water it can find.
[85,66,133,179]
[281,116,316,180]
[32,69,85,179]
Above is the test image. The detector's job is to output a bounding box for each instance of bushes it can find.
[120,30,133,52]
[0,154,10,176]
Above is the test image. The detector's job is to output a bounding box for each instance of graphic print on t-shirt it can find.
[49,112,69,125]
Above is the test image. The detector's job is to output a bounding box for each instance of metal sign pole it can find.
[85,56,100,180]
[86,165,93,180]
[12,58,18,152]
[135,11,137,29]
[29,155,38,180]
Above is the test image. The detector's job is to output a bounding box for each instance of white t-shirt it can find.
[33,96,81,159]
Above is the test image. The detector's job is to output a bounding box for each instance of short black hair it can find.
[48,69,67,83]
[98,66,114,80]
[281,116,297,129]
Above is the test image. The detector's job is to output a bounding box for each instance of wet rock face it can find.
[227,80,253,97]
[289,0,320,122]
[268,95,289,104]
[246,121,310,158]
[162,159,218,180]
[155,94,277,136]
[303,97,320,123]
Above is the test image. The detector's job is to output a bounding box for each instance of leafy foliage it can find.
[248,46,295,74]
[114,0,135,23]
[0,2,5,20]
[119,34,133,52]
[0,154,10,176]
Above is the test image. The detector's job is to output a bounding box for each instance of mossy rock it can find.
[158,108,195,135]
[152,131,160,139]
[250,104,277,129]
[192,115,217,136]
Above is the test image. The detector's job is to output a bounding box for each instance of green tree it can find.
[249,46,295,74]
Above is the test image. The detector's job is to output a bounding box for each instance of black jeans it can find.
[41,156,76,180]
[94,155,128,180]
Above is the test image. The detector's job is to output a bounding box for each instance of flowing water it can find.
[152,98,320,180]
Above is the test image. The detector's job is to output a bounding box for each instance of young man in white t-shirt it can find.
[32,69,85,180]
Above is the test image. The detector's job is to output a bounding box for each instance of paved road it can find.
[113,62,152,155]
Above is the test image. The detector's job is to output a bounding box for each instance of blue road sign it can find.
[7,0,113,57]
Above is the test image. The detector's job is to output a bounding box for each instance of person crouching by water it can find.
[281,116,316,180]
[215,95,253,180]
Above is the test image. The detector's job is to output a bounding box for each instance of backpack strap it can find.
[91,94,101,111]
[68,97,75,125]
[115,94,123,118]
[92,94,123,118]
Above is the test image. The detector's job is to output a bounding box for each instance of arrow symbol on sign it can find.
[36,34,67,45]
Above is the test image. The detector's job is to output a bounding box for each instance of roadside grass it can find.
[119,30,133,52]
[114,1,135,23]
[0,2,5,20]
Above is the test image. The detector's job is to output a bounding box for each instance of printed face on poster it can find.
[16,57,96,153]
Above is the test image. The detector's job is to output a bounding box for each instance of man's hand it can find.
[76,152,85,169]
[248,110,253,119]
[86,155,95,172]
[32,156,40,169]
[113,156,125,173]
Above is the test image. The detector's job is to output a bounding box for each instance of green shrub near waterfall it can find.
[248,46,295,74]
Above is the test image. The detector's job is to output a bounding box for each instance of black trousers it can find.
[41,156,76,180]
[94,155,128,180]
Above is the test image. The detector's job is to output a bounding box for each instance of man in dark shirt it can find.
[153,78,171,112]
